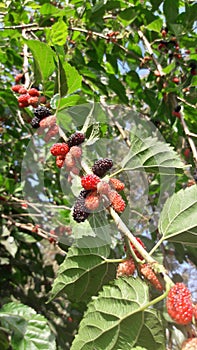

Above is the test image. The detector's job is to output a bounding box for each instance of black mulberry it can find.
[31,116,41,128]
[34,106,52,120]
[67,132,85,147]
[92,158,113,177]
[73,190,90,223]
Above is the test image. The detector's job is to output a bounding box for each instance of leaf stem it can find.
[108,207,156,264]
[140,287,170,311]
[104,258,125,264]
[149,237,164,256]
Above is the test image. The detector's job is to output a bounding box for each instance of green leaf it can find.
[158,185,197,246]
[25,40,56,83]
[48,245,116,303]
[118,7,137,23]
[0,330,9,350]
[57,95,87,110]
[0,302,56,350]
[108,75,128,104]
[40,3,64,16]
[163,0,178,23]
[191,76,197,87]
[0,237,18,257]
[150,0,163,11]
[63,62,82,95]
[137,309,165,350]
[146,18,163,33]
[46,19,68,46]
[162,62,176,74]
[71,277,165,350]
[121,134,185,174]
[125,71,142,91]
[14,231,37,243]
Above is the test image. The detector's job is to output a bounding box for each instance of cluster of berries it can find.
[157,35,180,54]
[106,31,119,43]
[166,283,197,325]
[50,132,85,175]
[31,106,52,129]
[117,238,163,291]
[73,158,126,222]
[11,85,46,108]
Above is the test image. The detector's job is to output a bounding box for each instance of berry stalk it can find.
[108,206,156,264]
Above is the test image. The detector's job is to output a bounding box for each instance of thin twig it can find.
[22,29,30,88]
[1,23,39,30]
[2,214,54,240]
[69,26,141,61]
[177,96,196,109]
[100,98,131,147]
[180,113,197,165]
[138,30,164,76]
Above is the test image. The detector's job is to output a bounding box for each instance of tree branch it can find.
[138,29,164,76]
[180,113,197,165]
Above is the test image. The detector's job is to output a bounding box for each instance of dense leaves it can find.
[0,302,56,350]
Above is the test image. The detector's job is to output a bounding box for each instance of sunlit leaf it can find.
[71,278,165,350]
[48,244,116,303]
[0,302,56,350]
[158,185,197,246]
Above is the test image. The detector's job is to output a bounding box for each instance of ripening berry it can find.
[166,283,193,325]
[161,29,167,37]
[18,87,28,94]
[11,85,23,93]
[139,263,163,291]
[108,190,125,213]
[184,148,190,158]
[21,203,28,209]
[28,88,40,97]
[181,338,197,350]
[116,258,135,277]
[193,304,197,320]
[109,178,125,191]
[28,96,39,107]
[81,174,101,190]
[97,181,111,195]
[64,153,76,169]
[39,96,47,104]
[50,143,70,156]
[85,191,100,211]
[56,155,65,168]
[172,77,180,84]
[18,94,30,107]
[154,70,161,77]
[191,69,197,76]
[69,146,82,159]
[129,237,146,260]
[44,124,59,142]
[39,115,56,128]
[15,73,24,83]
